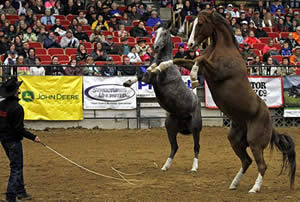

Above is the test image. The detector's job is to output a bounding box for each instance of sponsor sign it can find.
[132,76,196,97]
[84,76,136,109]
[205,76,283,108]
[19,76,83,120]
[282,75,300,108]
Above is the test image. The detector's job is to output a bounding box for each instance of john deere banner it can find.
[83,76,136,109]
[18,76,83,120]
[282,75,300,117]
[205,76,283,108]
[132,76,196,97]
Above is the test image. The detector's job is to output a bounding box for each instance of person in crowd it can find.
[128,46,142,63]
[141,5,153,22]
[280,42,292,57]
[146,11,162,27]
[120,12,133,26]
[7,24,17,41]
[13,36,23,55]
[230,18,240,32]
[108,15,119,31]
[241,43,256,64]
[68,18,80,34]
[294,11,300,25]
[74,0,85,10]
[91,14,109,31]
[65,59,83,75]
[75,44,89,63]
[129,21,150,38]
[119,37,131,55]
[53,0,64,15]
[254,23,268,39]
[83,56,101,75]
[243,31,261,48]
[293,26,300,45]
[45,0,55,9]
[77,11,88,25]
[0,35,9,55]
[240,21,250,38]
[24,48,36,65]
[135,38,149,57]
[16,55,30,76]
[40,8,55,25]
[102,35,120,54]
[185,48,197,60]
[278,57,295,76]
[60,30,79,48]
[101,56,120,76]
[86,6,97,24]
[23,26,37,42]
[262,39,279,55]
[285,32,299,51]
[101,5,112,21]
[274,16,288,32]
[174,43,186,59]
[3,44,17,61]
[270,0,285,14]
[225,12,232,24]
[91,41,107,61]
[144,47,155,63]
[252,10,262,28]
[224,4,238,18]
[32,19,45,34]
[37,27,48,43]
[238,10,250,25]
[89,28,105,43]
[118,55,137,76]
[31,0,45,14]
[180,0,197,24]
[289,19,298,32]
[19,42,30,58]
[264,56,278,76]
[16,20,28,34]
[74,25,89,42]
[128,5,142,21]
[1,0,17,15]
[272,8,283,25]
[110,2,121,16]
[50,19,67,36]
[44,31,61,49]
[117,23,129,38]
[250,55,262,76]
[263,9,273,27]
[290,46,300,65]
[0,78,41,202]
[46,56,65,75]
[30,57,45,75]
[64,0,79,15]
[3,50,18,67]
[285,14,293,30]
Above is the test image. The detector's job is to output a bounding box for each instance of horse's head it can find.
[188,10,215,48]
[153,22,172,52]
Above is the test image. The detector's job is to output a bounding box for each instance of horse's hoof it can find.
[248,188,260,193]
[229,185,238,190]
[191,168,197,172]
[161,166,168,171]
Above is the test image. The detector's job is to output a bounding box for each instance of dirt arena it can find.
[1,127,300,201]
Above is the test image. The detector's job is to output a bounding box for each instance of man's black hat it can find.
[0,78,23,98]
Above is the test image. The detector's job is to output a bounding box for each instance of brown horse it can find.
[151,10,296,193]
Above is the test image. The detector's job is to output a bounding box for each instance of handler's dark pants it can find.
[1,141,26,201]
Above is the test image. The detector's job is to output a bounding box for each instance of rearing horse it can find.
[151,10,296,193]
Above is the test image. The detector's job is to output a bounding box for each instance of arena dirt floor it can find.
[1,127,300,201]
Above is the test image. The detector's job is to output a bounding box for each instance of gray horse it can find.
[124,24,202,171]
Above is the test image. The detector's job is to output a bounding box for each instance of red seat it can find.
[108,55,122,62]
[87,48,94,53]
[60,20,70,26]
[59,60,70,64]
[81,42,92,48]
[45,25,52,31]
[263,27,272,32]
[65,48,77,56]
[28,42,42,48]
[118,6,126,13]
[39,55,52,62]
[239,43,244,48]
[70,54,76,60]
[66,15,77,21]
[128,42,136,47]
[172,49,178,56]
[86,31,93,36]
[127,37,136,43]
[35,48,47,55]
[56,55,70,61]
[95,61,105,65]
[273,55,283,63]
[82,25,91,31]
[9,19,18,24]
[55,15,66,20]
[48,48,64,56]
[172,37,182,44]
[1,54,5,62]
[252,49,261,56]
[6,15,19,20]
[102,31,113,36]
[253,43,265,50]
[125,26,133,32]
[267,32,279,39]
[274,43,282,50]
[259,37,271,44]
[280,32,289,39]
[41,61,51,65]
[185,15,193,22]
[145,26,153,33]
[132,21,139,26]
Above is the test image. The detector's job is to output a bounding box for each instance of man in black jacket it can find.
[0,78,41,202]
[129,21,150,38]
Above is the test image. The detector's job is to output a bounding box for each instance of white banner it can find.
[83,77,136,109]
[132,76,197,97]
[284,108,300,117]
[205,77,283,108]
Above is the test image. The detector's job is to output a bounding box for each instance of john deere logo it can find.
[22,91,34,102]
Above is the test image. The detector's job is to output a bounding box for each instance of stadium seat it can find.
[81,42,93,48]
[253,43,265,50]
[9,19,17,24]
[274,43,282,50]
[82,25,91,31]
[102,31,113,36]
[110,37,120,43]
[252,49,261,56]
[41,61,51,65]
[132,21,139,26]
[59,61,69,64]
[70,55,76,60]
[65,48,77,56]
[56,55,70,61]
[280,32,289,39]
[263,27,272,32]
[66,15,77,21]
[39,55,52,62]
[172,37,182,44]
[87,48,94,53]
[145,26,153,33]
[0,54,5,62]
[118,6,126,13]
[273,55,283,63]
[48,48,64,56]
[128,42,136,47]
[35,48,47,55]
[113,31,119,37]
[267,32,280,39]
[125,26,133,32]
[185,15,193,22]
[86,31,93,37]
[6,15,19,20]
[259,37,271,44]
[45,25,52,31]
[60,20,70,26]
[55,15,66,20]
[172,49,178,56]
[239,43,244,48]
[108,55,122,62]
[95,61,105,65]
[28,42,42,48]
[127,37,136,43]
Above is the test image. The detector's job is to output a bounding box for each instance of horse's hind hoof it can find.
[191,168,197,172]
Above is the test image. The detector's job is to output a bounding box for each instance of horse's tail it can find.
[270,128,296,189]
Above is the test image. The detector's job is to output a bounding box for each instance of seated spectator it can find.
[74,0,84,11]
[243,31,261,48]
[0,35,9,55]
[101,5,112,21]
[180,0,197,24]
[270,0,285,14]
[225,12,232,24]
[1,0,17,15]
[234,28,244,44]
[24,48,36,65]
[252,10,262,28]
[250,56,262,76]
[120,13,133,26]
[31,0,46,15]
[32,20,46,34]
[41,8,56,25]
[30,57,45,75]
[68,18,80,34]
[3,44,17,60]
[185,48,196,60]
[53,0,64,15]
[16,55,30,76]
[263,56,278,76]
[135,38,149,57]
[19,42,30,58]
[278,57,295,76]
[272,8,283,25]
[77,11,88,25]
[144,47,154,63]
[3,50,17,66]
[86,6,97,25]
[130,21,150,38]
[119,37,131,55]
[280,42,292,56]
[238,11,250,25]
[23,26,37,42]
[89,29,105,43]
[45,0,56,9]
[292,26,300,46]
[295,11,300,25]
[65,59,83,75]
[60,30,80,48]
[254,23,268,39]
[75,44,89,63]
[50,19,67,36]
[146,11,162,27]
[64,0,79,15]
[44,31,61,49]
[14,36,23,55]
[110,2,122,16]
[108,15,119,31]
[83,56,101,76]
[16,20,28,34]
[241,43,256,63]
[290,46,300,65]
[37,27,48,43]
[102,35,120,54]
[7,24,17,41]
[128,6,142,21]
[285,14,293,31]
[74,25,89,42]
[263,11,273,28]
[274,16,288,32]
[288,19,298,32]
[91,42,107,61]
[117,23,130,38]
[240,21,250,38]
[141,5,153,22]
[174,43,186,59]
[262,39,278,55]
[91,14,109,31]
[285,33,299,51]
[101,56,120,76]
[118,56,137,76]
[46,56,65,75]
[224,4,238,18]
[128,46,142,63]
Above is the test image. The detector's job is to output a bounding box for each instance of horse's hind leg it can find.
[191,127,200,172]
[228,123,252,190]
[161,116,179,171]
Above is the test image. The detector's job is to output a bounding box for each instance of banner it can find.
[83,76,136,109]
[205,76,283,108]
[132,76,196,97]
[282,75,300,107]
[19,76,83,120]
